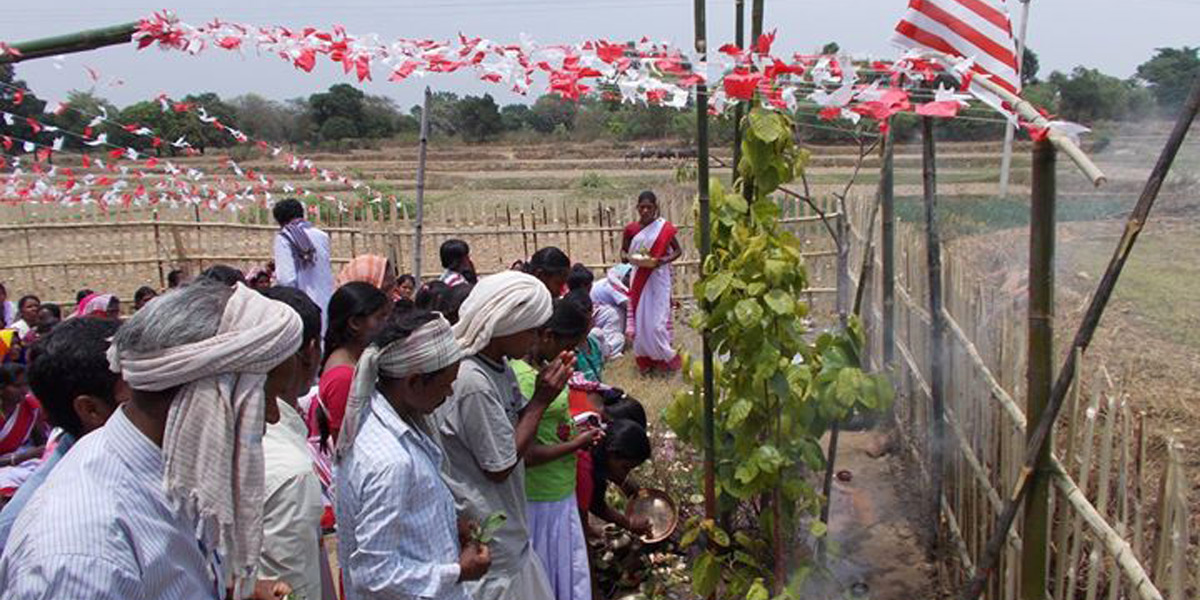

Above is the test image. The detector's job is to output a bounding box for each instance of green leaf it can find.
[747,579,770,600]
[735,459,760,484]
[734,298,764,327]
[704,272,734,303]
[810,520,828,538]
[763,290,795,315]
[473,511,508,544]
[727,399,753,427]
[692,551,721,598]
[680,524,702,548]
[710,525,731,548]
[749,109,786,143]
[727,186,750,214]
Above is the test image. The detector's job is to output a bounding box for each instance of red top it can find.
[308,364,354,442]
[0,394,44,455]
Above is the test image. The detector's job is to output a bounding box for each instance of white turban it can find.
[453,271,553,356]
[108,283,302,593]
[336,313,462,460]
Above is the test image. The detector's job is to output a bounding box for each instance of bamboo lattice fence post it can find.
[1022,137,1056,600]
[921,116,947,552]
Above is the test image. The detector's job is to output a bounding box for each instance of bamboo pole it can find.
[1020,137,1055,600]
[1065,373,1101,599]
[921,116,947,551]
[0,22,137,64]
[998,0,1033,198]
[413,87,431,278]
[924,51,1105,187]
[693,3,718,590]
[731,0,745,183]
[957,73,1200,600]
[880,125,896,366]
[1084,395,1118,600]
[152,209,165,289]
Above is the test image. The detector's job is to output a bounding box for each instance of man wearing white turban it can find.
[432,271,573,600]
[335,309,492,600]
[0,280,303,600]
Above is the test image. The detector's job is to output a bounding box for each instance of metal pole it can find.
[999,0,1032,198]
[0,22,137,64]
[959,74,1200,600]
[731,0,745,181]
[922,116,945,552]
[880,125,896,366]
[694,0,717,537]
[413,87,431,278]
[1021,135,1055,600]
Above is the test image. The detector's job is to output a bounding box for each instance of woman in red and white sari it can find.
[621,191,683,374]
[0,363,47,498]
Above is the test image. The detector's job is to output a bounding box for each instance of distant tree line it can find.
[1,46,1196,153]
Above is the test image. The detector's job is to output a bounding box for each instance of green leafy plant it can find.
[664,108,893,598]
[472,512,508,545]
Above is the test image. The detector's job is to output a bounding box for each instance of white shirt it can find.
[336,391,469,600]
[0,407,222,600]
[10,318,31,338]
[261,404,324,600]
[274,226,335,330]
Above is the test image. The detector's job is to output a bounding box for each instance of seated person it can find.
[0,364,47,500]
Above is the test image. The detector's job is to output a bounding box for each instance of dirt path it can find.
[812,431,947,600]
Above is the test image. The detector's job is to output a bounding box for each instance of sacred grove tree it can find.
[455,94,503,142]
[1048,67,1153,123]
[1136,46,1200,111]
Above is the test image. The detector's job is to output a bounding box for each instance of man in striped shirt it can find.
[335,310,490,600]
[0,281,303,600]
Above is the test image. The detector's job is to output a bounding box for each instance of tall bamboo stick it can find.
[413,87,431,278]
[880,125,896,366]
[1020,136,1055,600]
[922,116,946,551]
[693,0,717,561]
[958,73,1200,600]
[731,0,745,182]
[1,22,137,64]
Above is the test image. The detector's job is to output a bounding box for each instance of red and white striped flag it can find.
[892,0,1021,94]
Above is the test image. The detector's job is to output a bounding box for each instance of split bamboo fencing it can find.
[0,192,841,316]
[845,193,1195,600]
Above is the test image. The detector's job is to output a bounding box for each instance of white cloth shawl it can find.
[108,283,303,591]
[336,314,462,460]
[453,271,553,356]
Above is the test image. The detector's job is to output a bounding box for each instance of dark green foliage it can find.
[1136,47,1200,111]
[1049,67,1154,123]
[455,94,503,142]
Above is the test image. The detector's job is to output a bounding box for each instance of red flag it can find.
[892,0,1021,94]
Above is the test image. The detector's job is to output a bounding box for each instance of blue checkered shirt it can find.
[335,391,469,600]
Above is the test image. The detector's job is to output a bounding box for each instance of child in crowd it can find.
[582,419,653,538]
[439,239,477,287]
[521,247,571,297]
[514,298,604,600]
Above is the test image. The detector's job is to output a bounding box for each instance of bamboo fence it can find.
[0,193,841,313]
[844,194,1195,600]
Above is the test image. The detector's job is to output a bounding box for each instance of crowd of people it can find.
[0,190,682,600]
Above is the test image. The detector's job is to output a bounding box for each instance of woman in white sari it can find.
[620,191,682,374]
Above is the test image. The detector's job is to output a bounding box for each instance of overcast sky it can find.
[2,0,1197,110]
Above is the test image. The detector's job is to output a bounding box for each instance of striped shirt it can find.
[335,391,468,600]
[0,407,223,600]
[440,270,468,288]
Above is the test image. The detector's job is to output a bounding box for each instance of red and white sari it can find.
[625,217,682,372]
[0,395,46,497]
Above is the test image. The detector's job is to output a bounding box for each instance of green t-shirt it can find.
[512,359,577,502]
